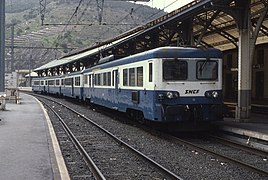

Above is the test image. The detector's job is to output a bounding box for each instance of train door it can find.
[112,69,119,109]
[255,71,264,99]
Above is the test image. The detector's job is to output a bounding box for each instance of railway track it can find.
[167,133,268,177]
[36,95,183,180]
[28,93,267,179]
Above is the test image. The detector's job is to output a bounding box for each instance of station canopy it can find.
[34,0,268,75]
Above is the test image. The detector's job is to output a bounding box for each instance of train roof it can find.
[84,46,222,73]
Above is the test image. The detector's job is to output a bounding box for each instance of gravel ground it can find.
[45,97,268,180]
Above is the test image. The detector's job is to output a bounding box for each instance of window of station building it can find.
[149,63,153,82]
[257,49,264,65]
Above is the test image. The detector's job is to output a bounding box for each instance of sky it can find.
[135,0,194,13]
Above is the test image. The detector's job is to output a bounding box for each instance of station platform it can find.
[0,93,69,180]
[213,114,268,146]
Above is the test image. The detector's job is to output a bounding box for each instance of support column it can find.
[237,29,251,120]
[0,0,6,110]
[0,0,5,92]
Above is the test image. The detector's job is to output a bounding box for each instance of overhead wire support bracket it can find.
[39,0,46,26]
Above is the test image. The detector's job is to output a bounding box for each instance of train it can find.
[32,46,223,128]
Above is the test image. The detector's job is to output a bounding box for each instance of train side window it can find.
[89,75,92,87]
[149,63,153,82]
[48,80,54,86]
[84,75,88,85]
[95,74,101,86]
[41,81,44,85]
[129,68,135,86]
[65,78,73,86]
[137,67,143,87]
[103,73,107,86]
[75,77,80,86]
[108,72,111,86]
[56,79,60,86]
[123,69,128,86]
[112,70,118,87]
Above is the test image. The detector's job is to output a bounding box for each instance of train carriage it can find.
[33,46,223,127]
[83,46,223,123]
[61,72,84,99]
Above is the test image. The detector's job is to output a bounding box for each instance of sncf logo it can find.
[185,90,200,94]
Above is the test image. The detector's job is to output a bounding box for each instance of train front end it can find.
[154,48,223,124]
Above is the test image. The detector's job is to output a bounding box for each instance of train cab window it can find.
[129,68,135,86]
[137,67,143,87]
[196,60,218,80]
[163,60,187,80]
[149,63,153,82]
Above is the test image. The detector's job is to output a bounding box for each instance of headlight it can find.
[158,94,165,100]
[212,91,218,98]
[166,92,180,99]
[158,92,180,100]
[166,92,174,99]
[205,91,219,98]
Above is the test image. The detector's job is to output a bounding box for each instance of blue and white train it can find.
[33,46,223,125]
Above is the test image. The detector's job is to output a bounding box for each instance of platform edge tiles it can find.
[34,95,71,180]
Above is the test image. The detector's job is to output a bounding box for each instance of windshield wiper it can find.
[199,57,210,75]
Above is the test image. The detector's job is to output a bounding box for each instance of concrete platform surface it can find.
[0,93,69,180]
[215,114,268,141]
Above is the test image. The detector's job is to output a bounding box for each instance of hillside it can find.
[5,0,166,71]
